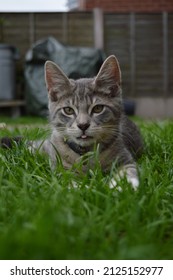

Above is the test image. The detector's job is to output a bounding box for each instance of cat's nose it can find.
[77,123,90,132]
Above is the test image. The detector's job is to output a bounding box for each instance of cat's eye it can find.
[63,107,75,115]
[92,105,104,114]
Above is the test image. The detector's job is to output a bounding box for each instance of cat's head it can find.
[45,55,122,149]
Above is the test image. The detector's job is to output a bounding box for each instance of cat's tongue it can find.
[81,134,87,139]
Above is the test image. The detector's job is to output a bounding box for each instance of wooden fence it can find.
[104,12,173,99]
[0,10,173,101]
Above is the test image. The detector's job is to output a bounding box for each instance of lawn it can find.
[0,117,173,260]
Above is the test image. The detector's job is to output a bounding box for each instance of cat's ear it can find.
[94,55,121,95]
[45,61,71,101]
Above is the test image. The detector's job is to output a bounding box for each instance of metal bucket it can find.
[0,44,19,100]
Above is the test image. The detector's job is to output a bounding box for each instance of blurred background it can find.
[0,0,173,118]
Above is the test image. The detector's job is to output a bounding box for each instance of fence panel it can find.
[34,13,67,44]
[67,12,94,47]
[0,11,172,100]
[104,13,131,96]
[168,14,173,96]
[104,13,171,98]
[0,13,30,62]
[135,14,163,97]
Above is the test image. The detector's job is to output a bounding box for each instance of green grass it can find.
[0,117,173,260]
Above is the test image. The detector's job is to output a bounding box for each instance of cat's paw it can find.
[126,175,139,191]
[0,123,6,129]
[109,174,139,191]
[109,178,122,192]
[71,180,80,189]
[70,180,90,189]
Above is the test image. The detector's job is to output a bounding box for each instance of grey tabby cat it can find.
[31,55,143,189]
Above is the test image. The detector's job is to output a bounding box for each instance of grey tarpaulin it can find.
[25,37,106,116]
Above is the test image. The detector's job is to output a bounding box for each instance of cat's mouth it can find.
[77,134,93,140]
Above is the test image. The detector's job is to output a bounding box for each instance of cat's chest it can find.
[49,133,80,168]
[48,131,124,171]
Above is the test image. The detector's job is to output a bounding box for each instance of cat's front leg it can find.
[109,163,139,191]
